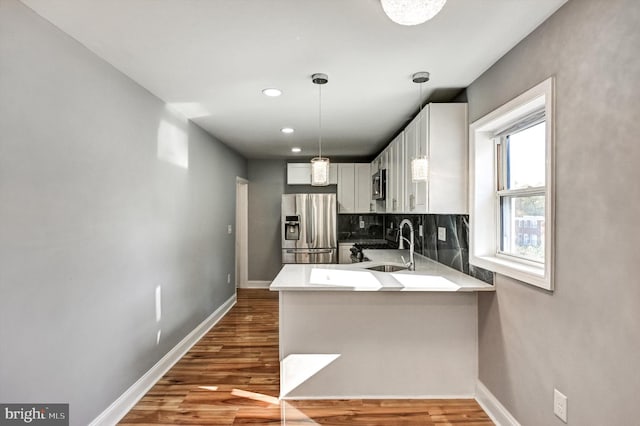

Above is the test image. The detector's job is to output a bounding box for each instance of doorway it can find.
[235,177,249,289]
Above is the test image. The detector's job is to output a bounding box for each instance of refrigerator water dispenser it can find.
[284,215,300,240]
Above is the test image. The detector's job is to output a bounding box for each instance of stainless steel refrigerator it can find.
[281,194,337,264]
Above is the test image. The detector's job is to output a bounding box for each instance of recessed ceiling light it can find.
[291,147,302,153]
[262,88,282,97]
[281,127,294,134]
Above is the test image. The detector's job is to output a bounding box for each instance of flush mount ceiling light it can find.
[411,71,429,182]
[380,0,447,26]
[310,73,330,186]
[262,88,282,97]
[281,127,294,134]
[291,147,302,153]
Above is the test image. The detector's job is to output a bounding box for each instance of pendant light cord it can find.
[318,83,322,159]
[418,81,423,156]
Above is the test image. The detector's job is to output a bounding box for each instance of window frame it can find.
[469,77,555,291]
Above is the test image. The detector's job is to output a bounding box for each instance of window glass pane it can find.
[500,195,545,262]
[506,122,545,189]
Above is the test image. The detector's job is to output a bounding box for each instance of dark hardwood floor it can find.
[120,289,493,425]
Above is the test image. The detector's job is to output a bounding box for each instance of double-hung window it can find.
[496,113,546,264]
[469,77,555,290]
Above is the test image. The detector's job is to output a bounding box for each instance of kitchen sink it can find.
[365,264,408,273]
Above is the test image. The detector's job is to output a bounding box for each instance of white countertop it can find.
[270,249,495,292]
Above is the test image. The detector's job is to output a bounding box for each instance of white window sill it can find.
[470,254,551,290]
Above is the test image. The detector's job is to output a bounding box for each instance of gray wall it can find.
[467,0,640,424]
[247,160,286,281]
[0,1,247,424]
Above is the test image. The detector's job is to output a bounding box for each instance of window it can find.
[469,77,555,291]
[497,120,546,263]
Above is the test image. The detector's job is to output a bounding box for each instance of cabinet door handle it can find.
[410,194,415,210]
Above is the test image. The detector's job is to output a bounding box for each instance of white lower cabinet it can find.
[338,243,353,264]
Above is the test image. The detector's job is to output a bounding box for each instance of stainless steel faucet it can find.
[398,219,415,271]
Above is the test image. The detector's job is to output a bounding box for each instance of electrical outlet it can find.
[227,273,231,284]
[554,389,567,423]
[438,227,446,241]
[359,220,365,229]
[227,225,232,234]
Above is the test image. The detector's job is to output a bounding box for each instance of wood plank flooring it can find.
[120,289,493,425]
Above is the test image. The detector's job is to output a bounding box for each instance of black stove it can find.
[355,241,393,249]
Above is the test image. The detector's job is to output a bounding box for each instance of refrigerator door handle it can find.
[306,196,313,244]
[310,196,315,245]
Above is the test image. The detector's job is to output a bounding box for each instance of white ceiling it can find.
[21,0,567,159]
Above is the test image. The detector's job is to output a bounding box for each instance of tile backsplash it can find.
[386,214,493,285]
[338,214,384,241]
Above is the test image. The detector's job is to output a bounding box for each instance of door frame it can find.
[235,177,249,289]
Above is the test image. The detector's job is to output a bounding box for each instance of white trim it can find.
[469,76,555,291]
[240,280,272,289]
[89,294,237,426]
[475,381,521,426]
[281,393,476,400]
[235,177,249,289]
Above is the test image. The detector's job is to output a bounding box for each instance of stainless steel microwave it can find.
[372,169,386,200]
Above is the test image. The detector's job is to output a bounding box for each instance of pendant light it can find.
[311,73,330,186]
[411,72,429,182]
[380,0,447,26]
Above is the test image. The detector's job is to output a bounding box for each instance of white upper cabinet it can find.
[404,103,468,214]
[287,163,338,185]
[370,133,403,214]
[428,103,468,214]
[404,110,426,212]
[354,163,372,213]
[337,163,356,213]
[337,163,372,213]
[290,103,467,214]
[371,150,388,213]
[388,133,404,213]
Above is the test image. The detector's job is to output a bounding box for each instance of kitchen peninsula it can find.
[270,249,494,400]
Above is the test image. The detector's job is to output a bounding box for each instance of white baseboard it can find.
[239,280,272,289]
[89,294,237,426]
[475,381,521,426]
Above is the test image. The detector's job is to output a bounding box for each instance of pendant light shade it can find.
[311,73,330,186]
[380,0,447,26]
[311,157,330,186]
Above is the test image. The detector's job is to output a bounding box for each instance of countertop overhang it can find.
[270,249,495,292]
